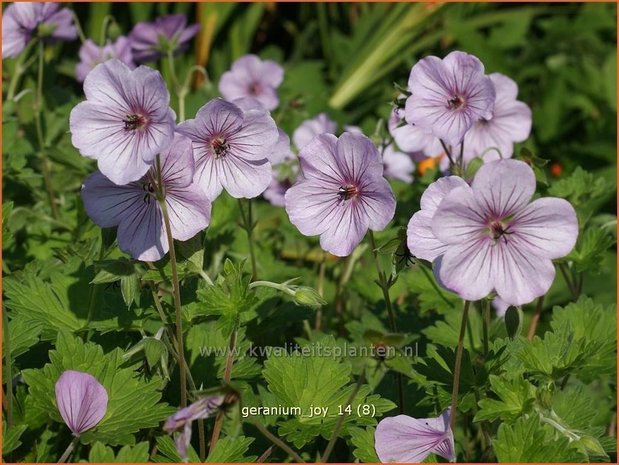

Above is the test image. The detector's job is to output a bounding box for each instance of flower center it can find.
[489,220,512,242]
[123,114,148,131]
[248,82,262,96]
[447,95,465,110]
[211,137,230,159]
[338,184,359,201]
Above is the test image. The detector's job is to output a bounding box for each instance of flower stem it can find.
[58,436,79,463]
[209,324,238,453]
[238,199,258,280]
[252,421,305,463]
[321,368,366,462]
[482,299,490,355]
[527,295,544,340]
[367,231,404,413]
[558,263,579,299]
[34,41,59,220]
[315,252,326,330]
[450,300,471,430]
[156,156,187,409]
[6,39,37,102]
[3,304,14,428]
[166,49,186,122]
[439,139,456,170]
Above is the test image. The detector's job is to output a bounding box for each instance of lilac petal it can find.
[492,237,556,306]
[392,122,444,157]
[180,98,244,141]
[55,370,108,435]
[264,176,290,207]
[435,239,495,302]
[382,145,415,183]
[81,172,144,228]
[375,411,454,463]
[297,133,341,183]
[285,180,341,237]
[420,176,468,212]
[359,177,396,231]
[336,132,383,183]
[431,185,483,246]
[2,11,28,58]
[292,113,337,150]
[511,197,578,259]
[45,7,77,42]
[319,203,370,257]
[493,296,509,318]
[116,199,168,262]
[159,133,196,189]
[228,108,279,161]
[176,423,192,462]
[408,210,447,262]
[165,185,211,241]
[471,159,536,218]
[268,129,294,165]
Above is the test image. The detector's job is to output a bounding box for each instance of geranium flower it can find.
[219,54,284,111]
[285,132,396,257]
[177,98,279,201]
[292,113,337,151]
[129,14,200,63]
[81,133,211,262]
[375,409,455,463]
[430,159,578,305]
[389,108,444,160]
[382,144,415,184]
[75,37,135,82]
[462,73,532,163]
[405,51,495,146]
[164,394,231,461]
[407,176,468,262]
[55,370,108,436]
[70,59,176,186]
[2,2,77,58]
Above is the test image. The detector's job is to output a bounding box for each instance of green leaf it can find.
[405,266,459,314]
[6,314,43,358]
[22,332,173,445]
[568,226,616,273]
[348,426,379,462]
[205,436,256,463]
[152,435,200,463]
[120,274,141,308]
[92,258,139,284]
[475,375,535,422]
[3,423,27,455]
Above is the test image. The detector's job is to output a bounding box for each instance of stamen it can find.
[338,184,359,201]
[211,137,230,159]
[123,114,147,131]
[447,96,464,110]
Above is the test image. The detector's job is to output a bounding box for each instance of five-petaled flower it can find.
[129,14,200,63]
[405,51,495,147]
[75,37,135,82]
[81,133,211,262]
[292,112,337,151]
[285,132,396,257]
[2,2,77,58]
[178,98,279,201]
[409,159,578,306]
[55,370,108,436]
[219,54,285,111]
[375,408,455,463]
[70,59,176,186]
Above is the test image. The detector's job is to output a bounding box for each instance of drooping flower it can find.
[405,51,495,146]
[177,98,279,201]
[129,14,200,63]
[164,395,224,461]
[292,113,337,151]
[382,144,415,183]
[285,132,396,257]
[55,370,108,436]
[75,36,135,83]
[219,55,284,111]
[375,409,455,463]
[407,176,468,262]
[430,159,578,305]
[70,59,176,185]
[2,2,77,59]
[462,73,532,163]
[81,133,211,262]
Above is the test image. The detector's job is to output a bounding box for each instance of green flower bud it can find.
[293,286,326,308]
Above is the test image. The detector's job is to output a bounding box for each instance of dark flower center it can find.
[489,220,512,242]
[123,114,148,131]
[248,82,262,96]
[447,96,465,110]
[338,184,359,201]
[211,137,230,159]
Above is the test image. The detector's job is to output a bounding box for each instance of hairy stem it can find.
[367,231,404,413]
[439,139,456,170]
[450,300,471,430]
[3,305,14,428]
[321,369,366,462]
[252,421,305,462]
[209,325,238,452]
[238,199,258,280]
[558,263,578,299]
[34,41,59,220]
[6,40,36,102]
[527,295,544,340]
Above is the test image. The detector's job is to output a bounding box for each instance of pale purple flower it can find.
[382,144,415,183]
[405,51,495,146]
[55,370,108,436]
[375,409,455,463]
[462,73,532,163]
[292,113,337,150]
[493,296,509,318]
[2,2,77,58]
[129,14,200,63]
[407,176,468,262]
[75,37,135,83]
[431,159,578,305]
[389,108,444,160]
[81,133,211,262]
[285,132,396,257]
[70,59,176,186]
[164,395,225,461]
[219,54,284,111]
[264,175,292,207]
[177,98,279,201]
